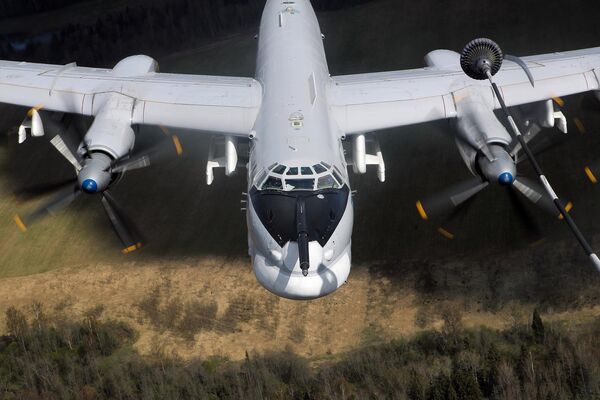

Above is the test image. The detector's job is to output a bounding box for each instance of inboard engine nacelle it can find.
[84,55,158,160]
[84,94,136,160]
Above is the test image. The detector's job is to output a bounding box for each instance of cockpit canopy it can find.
[254,162,345,192]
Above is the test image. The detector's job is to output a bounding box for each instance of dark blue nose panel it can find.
[498,172,514,186]
[82,179,98,194]
[250,186,350,247]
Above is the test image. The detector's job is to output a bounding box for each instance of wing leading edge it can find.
[0,58,262,136]
[329,47,600,134]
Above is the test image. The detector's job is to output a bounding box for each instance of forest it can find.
[0,0,374,68]
[0,0,89,19]
[0,304,598,399]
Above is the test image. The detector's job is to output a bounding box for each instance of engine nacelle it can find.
[425,50,461,70]
[453,87,512,175]
[84,94,136,159]
[112,55,159,77]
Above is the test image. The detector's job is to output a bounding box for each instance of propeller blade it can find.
[111,135,183,174]
[434,195,478,240]
[507,186,544,243]
[15,177,78,201]
[516,132,569,164]
[101,191,143,254]
[416,177,489,220]
[14,183,81,231]
[578,92,600,113]
[50,132,83,172]
[512,177,565,217]
[584,162,600,184]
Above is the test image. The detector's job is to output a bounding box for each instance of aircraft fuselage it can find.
[246,0,353,299]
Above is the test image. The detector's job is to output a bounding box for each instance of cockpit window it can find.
[313,164,327,174]
[272,164,287,174]
[286,179,315,191]
[256,161,344,192]
[318,175,339,190]
[262,176,283,190]
[332,168,343,185]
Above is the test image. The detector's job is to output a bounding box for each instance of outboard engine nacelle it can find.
[425,50,462,71]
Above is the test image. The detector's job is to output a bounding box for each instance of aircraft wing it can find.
[330,47,600,134]
[0,59,262,136]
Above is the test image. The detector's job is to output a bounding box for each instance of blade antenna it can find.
[460,38,600,271]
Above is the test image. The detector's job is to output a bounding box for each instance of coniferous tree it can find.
[452,359,483,400]
[447,383,458,400]
[408,369,425,400]
[532,308,545,344]
[482,343,501,397]
[426,372,449,400]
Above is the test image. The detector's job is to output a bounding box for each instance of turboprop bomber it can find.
[3,0,600,299]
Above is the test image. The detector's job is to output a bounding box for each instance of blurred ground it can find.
[0,0,599,361]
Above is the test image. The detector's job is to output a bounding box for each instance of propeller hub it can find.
[498,172,514,186]
[81,179,99,194]
[478,145,517,186]
[78,153,113,194]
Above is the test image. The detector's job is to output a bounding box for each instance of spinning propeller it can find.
[419,38,600,271]
[579,94,600,183]
[14,113,183,254]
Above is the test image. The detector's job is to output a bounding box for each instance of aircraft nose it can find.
[252,242,352,300]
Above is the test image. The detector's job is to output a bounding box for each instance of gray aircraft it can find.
[3,0,600,299]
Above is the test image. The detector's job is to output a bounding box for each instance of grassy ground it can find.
[0,0,598,361]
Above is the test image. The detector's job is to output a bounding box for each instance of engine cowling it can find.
[453,87,512,176]
[425,50,461,70]
[84,95,136,160]
[112,55,159,77]
[78,93,138,194]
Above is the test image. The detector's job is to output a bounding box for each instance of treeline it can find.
[0,0,374,68]
[0,0,88,19]
[1,304,598,399]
